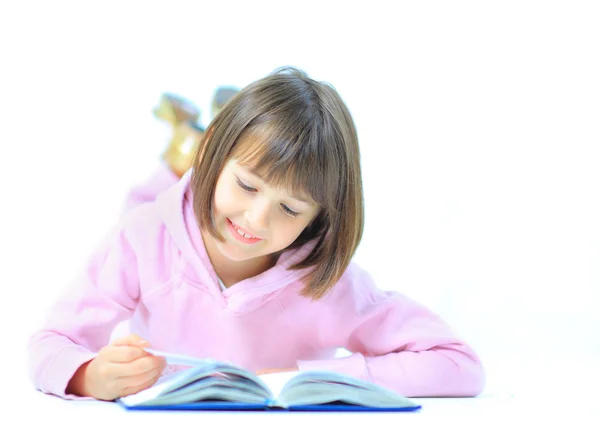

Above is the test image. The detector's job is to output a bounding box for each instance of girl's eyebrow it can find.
[239,166,312,204]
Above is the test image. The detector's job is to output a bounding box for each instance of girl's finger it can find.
[114,355,166,378]
[119,368,164,397]
[101,345,149,363]
[110,334,150,348]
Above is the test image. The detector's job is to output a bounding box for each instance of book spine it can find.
[265,398,287,409]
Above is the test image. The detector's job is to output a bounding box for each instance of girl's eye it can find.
[237,177,299,217]
[236,178,256,192]
[282,204,300,217]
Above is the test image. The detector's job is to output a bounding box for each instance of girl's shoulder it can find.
[96,200,176,266]
[320,260,388,305]
[120,201,167,241]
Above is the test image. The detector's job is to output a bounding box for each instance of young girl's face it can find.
[210,159,320,262]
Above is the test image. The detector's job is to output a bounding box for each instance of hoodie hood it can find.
[154,169,317,314]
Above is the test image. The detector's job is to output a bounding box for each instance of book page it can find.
[258,371,299,399]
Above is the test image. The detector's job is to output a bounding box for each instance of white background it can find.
[1,0,598,399]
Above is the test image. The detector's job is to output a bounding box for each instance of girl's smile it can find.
[227,218,263,244]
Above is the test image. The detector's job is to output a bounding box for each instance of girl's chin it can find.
[217,239,261,262]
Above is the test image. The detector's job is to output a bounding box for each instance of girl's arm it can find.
[296,267,486,398]
[28,225,142,399]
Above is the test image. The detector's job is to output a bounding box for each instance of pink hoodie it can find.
[122,164,180,212]
[28,169,486,399]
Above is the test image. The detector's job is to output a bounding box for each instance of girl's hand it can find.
[256,366,299,375]
[66,334,167,401]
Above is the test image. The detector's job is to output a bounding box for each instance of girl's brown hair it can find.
[191,67,363,299]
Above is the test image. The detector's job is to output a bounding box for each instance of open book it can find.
[117,349,421,412]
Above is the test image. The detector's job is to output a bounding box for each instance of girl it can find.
[28,67,486,401]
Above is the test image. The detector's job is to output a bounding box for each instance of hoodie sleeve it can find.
[27,226,141,399]
[122,165,179,213]
[296,267,486,398]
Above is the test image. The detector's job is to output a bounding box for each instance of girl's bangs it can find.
[231,127,337,208]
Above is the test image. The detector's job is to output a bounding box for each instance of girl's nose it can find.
[244,201,270,233]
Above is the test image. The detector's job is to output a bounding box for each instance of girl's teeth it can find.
[236,228,255,239]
